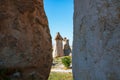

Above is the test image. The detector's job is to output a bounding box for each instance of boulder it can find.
[73,0,120,80]
[0,0,52,80]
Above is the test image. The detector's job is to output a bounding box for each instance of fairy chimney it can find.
[53,32,64,58]
[63,37,71,56]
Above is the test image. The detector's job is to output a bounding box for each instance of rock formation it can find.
[53,32,64,58]
[0,0,52,80]
[63,37,71,56]
[73,0,120,80]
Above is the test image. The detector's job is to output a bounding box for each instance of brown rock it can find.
[0,0,52,80]
[63,37,71,56]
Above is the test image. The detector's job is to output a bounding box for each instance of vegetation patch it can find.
[48,72,73,80]
[61,56,71,68]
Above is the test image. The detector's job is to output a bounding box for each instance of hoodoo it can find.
[73,0,120,80]
[53,32,64,58]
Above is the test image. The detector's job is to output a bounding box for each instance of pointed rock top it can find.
[55,32,63,40]
[63,37,69,42]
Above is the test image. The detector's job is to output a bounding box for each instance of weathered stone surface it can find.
[73,0,120,80]
[63,37,71,56]
[0,0,52,80]
[53,32,64,58]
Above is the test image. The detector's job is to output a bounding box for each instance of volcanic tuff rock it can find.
[63,38,71,56]
[0,0,52,80]
[53,32,64,58]
[73,0,120,80]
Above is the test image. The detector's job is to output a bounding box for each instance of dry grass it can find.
[48,72,73,80]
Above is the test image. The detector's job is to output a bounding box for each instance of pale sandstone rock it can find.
[53,32,64,58]
[73,0,120,80]
[0,0,52,80]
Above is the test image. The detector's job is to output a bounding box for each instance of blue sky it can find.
[44,0,73,45]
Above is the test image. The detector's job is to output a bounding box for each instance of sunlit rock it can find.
[53,32,64,58]
[73,0,120,80]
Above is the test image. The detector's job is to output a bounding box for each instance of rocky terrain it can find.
[0,0,52,80]
[73,0,120,80]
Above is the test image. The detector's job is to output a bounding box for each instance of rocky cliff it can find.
[0,0,52,80]
[73,0,120,80]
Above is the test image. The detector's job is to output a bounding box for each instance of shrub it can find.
[61,56,71,68]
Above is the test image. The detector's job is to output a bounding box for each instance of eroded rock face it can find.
[63,38,71,56]
[73,0,120,80]
[0,0,52,80]
[53,32,64,58]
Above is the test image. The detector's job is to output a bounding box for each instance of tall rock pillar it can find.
[0,0,52,80]
[73,0,120,80]
[53,32,64,58]
[63,37,71,56]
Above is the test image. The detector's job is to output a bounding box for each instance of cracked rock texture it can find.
[73,0,120,80]
[0,0,52,80]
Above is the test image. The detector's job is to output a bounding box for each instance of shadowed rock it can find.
[0,0,52,80]
[63,37,71,56]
